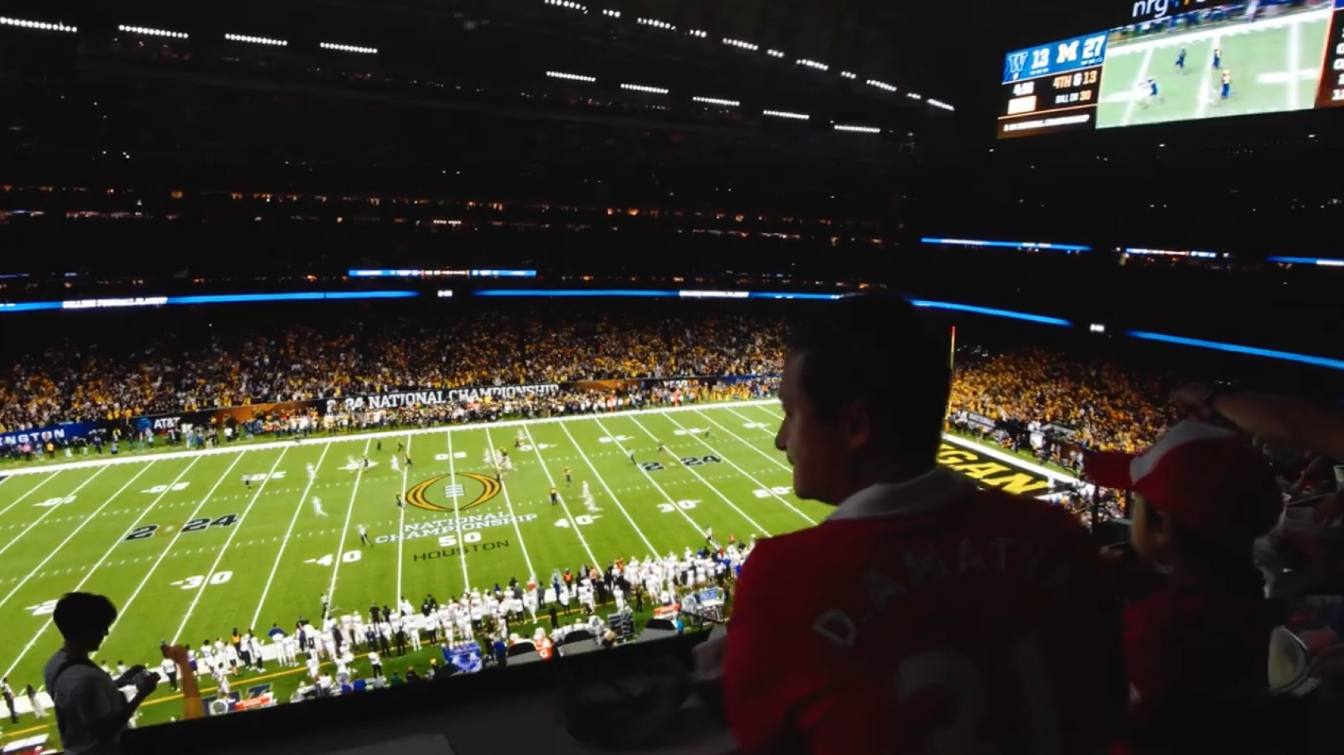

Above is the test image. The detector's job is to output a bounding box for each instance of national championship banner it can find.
[0,422,96,447]
[328,384,562,413]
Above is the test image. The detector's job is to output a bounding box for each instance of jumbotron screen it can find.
[998,0,1344,138]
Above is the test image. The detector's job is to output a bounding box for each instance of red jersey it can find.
[723,470,1118,755]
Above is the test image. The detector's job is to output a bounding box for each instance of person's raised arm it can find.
[162,644,203,720]
[1173,384,1344,461]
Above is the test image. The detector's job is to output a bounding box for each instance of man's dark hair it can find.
[786,294,951,465]
[53,592,117,641]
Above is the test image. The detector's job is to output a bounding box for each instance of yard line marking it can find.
[173,446,291,643]
[447,426,469,590]
[588,415,711,539]
[625,414,769,536]
[0,459,201,679]
[0,463,155,611]
[107,450,246,640]
[249,442,333,629]
[0,467,108,560]
[522,427,598,566]
[483,427,538,580]
[394,433,412,604]
[1195,35,1222,119]
[669,410,816,525]
[322,439,372,621]
[556,421,658,558]
[0,471,61,520]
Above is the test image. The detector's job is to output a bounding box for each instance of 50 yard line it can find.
[447,426,470,591]
[394,433,412,604]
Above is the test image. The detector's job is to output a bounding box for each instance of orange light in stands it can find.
[627,208,640,216]
[170,190,184,199]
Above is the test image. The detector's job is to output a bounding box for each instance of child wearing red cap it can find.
[1085,420,1285,748]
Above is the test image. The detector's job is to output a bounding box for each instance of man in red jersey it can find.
[722,295,1119,755]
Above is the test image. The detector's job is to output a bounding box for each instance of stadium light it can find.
[688,29,708,38]
[840,70,857,79]
[921,237,1092,253]
[319,41,378,55]
[762,109,809,121]
[621,83,669,94]
[834,124,881,134]
[766,49,785,58]
[796,58,829,71]
[0,16,77,33]
[692,96,740,108]
[722,38,759,51]
[906,91,923,100]
[749,292,844,301]
[602,8,621,17]
[1126,331,1344,371]
[866,79,897,93]
[544,0,589,11]
[927,98,955,111]
[224,33,287,46]
[0,291,421,314]
[636,17,676,30]
[910,299,1073,327]
[546,70,597,83]
[117,24,188,39]
[1266,256,1344,267]
[475,289,678,298]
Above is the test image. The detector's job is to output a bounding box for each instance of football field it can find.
[1097,6,1330,128]
[0,400,1073,743]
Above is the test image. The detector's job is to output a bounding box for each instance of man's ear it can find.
[838,399,873,452]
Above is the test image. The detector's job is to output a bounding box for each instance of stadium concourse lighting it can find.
[544,0,589,11]
[224,33,287,46]
[796,58,829,71]
[636,17,676,30]
[721,38,759,51]
[866,79,897,93]
[117,25,188,39]
[921,237,1092,253]
[766,49,785,58]
[1126,331,1344,372]
[834,124,881,134]
[546,70,597,83]
[910,299,1072,327]
[927,98,955,111]
[602,8,621,17]
[0,16,77,33]
[762,109,809,121]
[1266,256,1344,267]
[688,29,708,38]
[621,83,669,94]
[319,41,378,55]
[692,96,740,107]
[0,291,419,314]
[840,70,857,79]
[905,91,923,100]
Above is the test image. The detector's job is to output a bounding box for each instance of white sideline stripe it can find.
[588,415,709,539]
[663,410,816,525]
[0,464,153,611]
[0,468,61,520]
[1195,34,1221,119]
[395,433,412,604]
[523,427,599,566]
[483,427,538,580]
[173,446,291,643]
[447,426,470,589]
[322,440,371,622]
[625,414,770,536]
[556,421,658,558]
[749,404,1080,487]
[0,467,108,560]
[250,442,333,629]
[2,459,199,678]
[0,399,782,477]
[107,451,245,639]
[1106,8,1331,55]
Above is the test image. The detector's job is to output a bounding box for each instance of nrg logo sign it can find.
[1131,0,1209,21]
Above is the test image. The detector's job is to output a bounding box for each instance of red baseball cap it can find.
[1084,420,1282,547]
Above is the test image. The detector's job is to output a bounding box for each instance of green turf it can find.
[1096,8,1329,128]
[0,401,826,743]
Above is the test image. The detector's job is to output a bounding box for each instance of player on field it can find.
[244,476,251,491]
[500,451,514,473]
[1212,46,1222,69]
[657,441,668,454]
[404,454,413,468]
[357,523,371,547]
[715,295,1118,755]
[563,466,573,486]
[311,497,328,518]
[1220,69,1232,100]
[362,455,370,470]
[376,440,382,453]
[549,487,560,506]
[395,492,404,509]
[1175,47,1186,71]
[1139,77,1162,108]
[630,451,637,465]
[515,431,526,449]
[390,455,399,473]
[306,463,316,482]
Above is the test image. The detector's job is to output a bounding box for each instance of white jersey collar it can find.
[826,467,975,522]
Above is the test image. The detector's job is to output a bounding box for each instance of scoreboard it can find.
[999,33,1109,138]
[998,0,1344,138]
